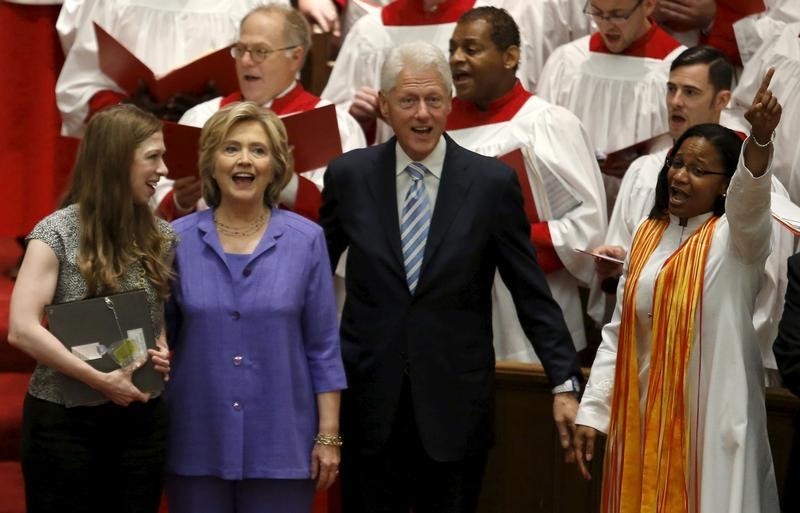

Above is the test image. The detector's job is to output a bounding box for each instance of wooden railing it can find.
[479,361,800,513]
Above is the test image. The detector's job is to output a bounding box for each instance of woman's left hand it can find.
[311,443,340,490]
[148,334,170,382]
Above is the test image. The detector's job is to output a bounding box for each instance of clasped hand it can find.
[96,338,169,407]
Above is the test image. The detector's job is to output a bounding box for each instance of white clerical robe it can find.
[537,27,685,157]
[447,89,607,361]
[497,0,591,91]
[733,0,800,65]
[727,22,800,204]
[55,0,286,137]
[578,148,780,513]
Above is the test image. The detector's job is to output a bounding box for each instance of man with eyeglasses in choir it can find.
[56,0,286,137]
[154,4,365,222]
[537,0,685,211]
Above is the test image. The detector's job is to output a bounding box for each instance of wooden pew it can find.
[480,361,799,513]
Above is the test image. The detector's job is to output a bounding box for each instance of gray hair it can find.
[241,4,312,66]
[380,41,453,94]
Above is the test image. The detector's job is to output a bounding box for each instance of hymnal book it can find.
[94,22,238,103]
[163,104,343,179]
[574,248,625,265]
[596,133,673,178]
[280,104,343,172]
[162,122,201,180]
[497,148,582,221]
[498,148,538,224]
[45,289,164,407]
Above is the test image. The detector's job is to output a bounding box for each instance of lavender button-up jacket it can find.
[164,208,346,480]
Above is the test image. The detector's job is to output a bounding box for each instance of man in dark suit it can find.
[774,253,800,512]
[320,41,582,513]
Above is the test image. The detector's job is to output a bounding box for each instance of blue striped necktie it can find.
[401,162,432,294]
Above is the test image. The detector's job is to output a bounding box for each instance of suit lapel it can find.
[418,135,473,289]
[366,139,405,271]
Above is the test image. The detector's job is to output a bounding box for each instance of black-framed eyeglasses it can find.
[583,0,644,23]
[668,156,728,178]
[230,43,298,63]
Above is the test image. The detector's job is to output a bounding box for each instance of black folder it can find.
[45,289,165,407]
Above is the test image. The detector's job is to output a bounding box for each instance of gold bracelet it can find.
[314,433,343,447]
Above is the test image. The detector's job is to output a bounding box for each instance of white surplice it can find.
[577,147,780,513]
[733,0,800,65]
[448,93,607,361]
[537,33,685,156]
[726,22,800,205]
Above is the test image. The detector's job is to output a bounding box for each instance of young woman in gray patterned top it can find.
[8,104,175,513]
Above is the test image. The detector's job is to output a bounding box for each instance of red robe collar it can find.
[382,0,476,26]
[219,82,321,115]
[589,20,682,59]
[446,80,532,131]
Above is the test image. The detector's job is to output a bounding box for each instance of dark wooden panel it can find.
[482,362,800,513]
[300,32,333,97]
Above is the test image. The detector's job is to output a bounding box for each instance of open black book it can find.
[45,289,164,407]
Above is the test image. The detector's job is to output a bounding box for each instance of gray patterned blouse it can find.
[24,203,176,404]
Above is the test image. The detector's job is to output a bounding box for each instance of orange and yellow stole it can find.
[601,216,719,513]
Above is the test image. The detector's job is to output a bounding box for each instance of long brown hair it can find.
[64,104,173,298]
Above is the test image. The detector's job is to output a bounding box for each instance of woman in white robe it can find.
[573,70,783,513]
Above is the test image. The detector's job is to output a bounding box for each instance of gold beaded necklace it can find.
[214,210,269,238]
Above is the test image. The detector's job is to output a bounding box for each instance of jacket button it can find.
[243,268,252,277]
[233,401,241,411]
[233,355,243,366]
[232,311,241,320]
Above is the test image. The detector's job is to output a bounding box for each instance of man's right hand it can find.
[653,0,716,32]
[94,366,150,407]
[592,245,626,281]
[163,82,221,122]
[173,176,202,212]
[298,0,341,38]
[349,86,380,125]
[574,425,599,480]
[124,82,166,118]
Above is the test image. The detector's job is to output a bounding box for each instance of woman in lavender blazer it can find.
[164,101,346,513]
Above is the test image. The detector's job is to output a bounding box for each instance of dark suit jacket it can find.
[776,253,800,395]
[321,135,580,462]
[774,253,800,510]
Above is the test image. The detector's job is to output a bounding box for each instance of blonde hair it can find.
[65,104,173,299]
[198,101,293,208]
